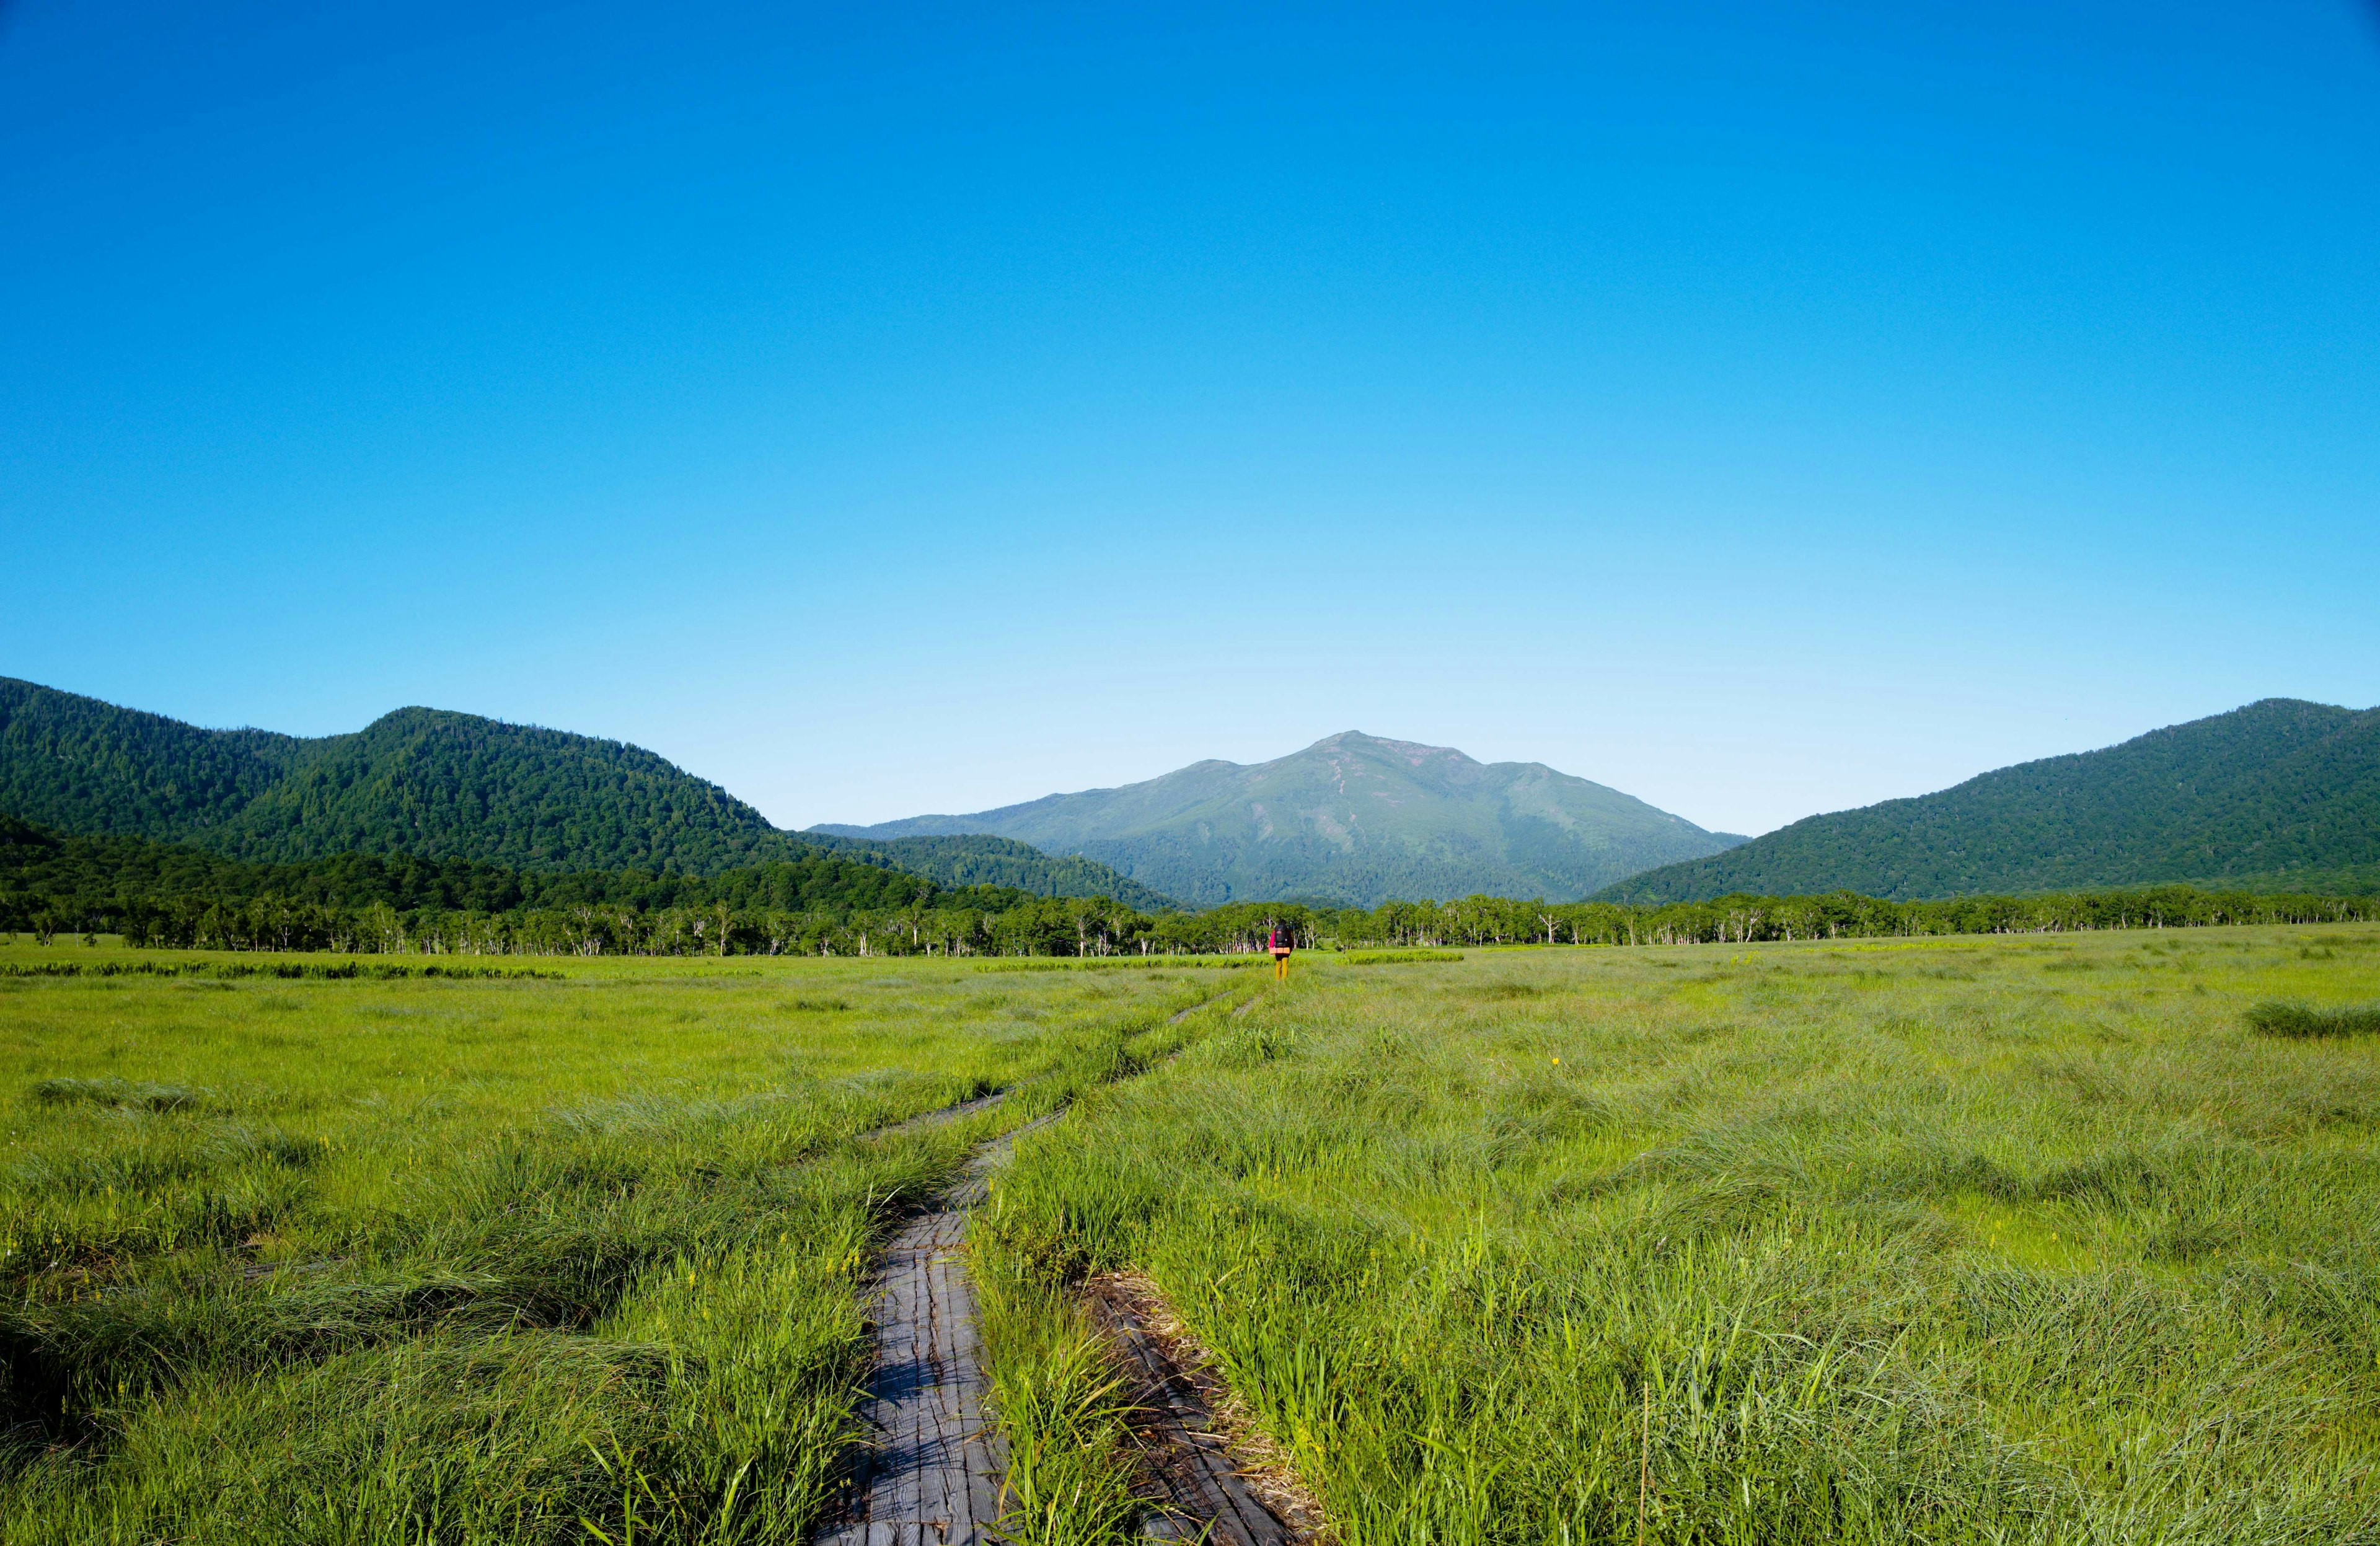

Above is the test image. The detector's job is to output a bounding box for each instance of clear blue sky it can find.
[5,1,2376,836]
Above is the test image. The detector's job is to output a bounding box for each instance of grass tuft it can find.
[2246,998,2380,1037]
[30,1077,208,1113]
[974,1267,1142,1546]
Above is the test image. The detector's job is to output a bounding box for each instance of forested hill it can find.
[0,678,791,871]
[0,679,1161,902]
[800,832,1173,910]
[812,730,1745,908]
[0,814,961,918]
[1599,698,2380,903]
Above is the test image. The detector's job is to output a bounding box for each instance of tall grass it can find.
[2247,999,2380,1037]
[971,987,1261,1545]
[981,926,2380,1544]
[976,1267,1144,1545]
[0,944,1226,1543]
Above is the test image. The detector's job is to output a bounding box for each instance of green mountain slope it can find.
[0,812,960,919]
[0,680,787,871]
[0,683,303,840]
[811,730,1743,907]
[0,679,1163,902]
[800,832,1173,910]
[1600,698,2380,903]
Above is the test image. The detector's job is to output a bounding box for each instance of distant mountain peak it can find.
[813,731,1740,907]
[1311,728,1453,754]
[1295,730,1486,780]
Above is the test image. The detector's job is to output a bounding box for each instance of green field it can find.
[0,945,1237,1543]
[7,928,2380,1543]
[982,926,2380,1544]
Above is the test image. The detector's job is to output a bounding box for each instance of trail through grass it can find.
[16,929,2380,1542]
[0,944,1223,1543]
[979,926,2380,1544]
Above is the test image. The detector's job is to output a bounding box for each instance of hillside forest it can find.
[0,679,1171,908]
[1606,697,2380,902]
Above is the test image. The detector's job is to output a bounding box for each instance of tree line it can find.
[9,877,2373,960]
[6,813,2373,957]
[0,813,1161,956]
[1306,887,2379,947]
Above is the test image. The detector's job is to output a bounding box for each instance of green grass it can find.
[2248,998,2380,1037]
[978,925,2380,1544]
[19,928,2380,1544]
[976,1266,1143,1545]
[0,959,560,979]
[0,941,1232,1544]
[974,957,1272,973]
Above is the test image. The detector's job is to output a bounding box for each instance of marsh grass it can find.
[0,943,1226,1543]
[29,1077,209,1113]
[977,958,1271,973]
[980,926,2380,1544]
[0,959,559,980]
[977,1268,1144,1546]
[2247,999,2380,1037]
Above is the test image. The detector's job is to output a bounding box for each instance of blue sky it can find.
[4,1,2376,836]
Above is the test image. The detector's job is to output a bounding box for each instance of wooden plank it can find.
[814,1117,1056,1544]
[815,993,1271,1546]
[1088,1281,1300,1545]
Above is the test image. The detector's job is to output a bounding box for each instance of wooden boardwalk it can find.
[818,986,1282,1546]
[1091,1283,1297,1544]
[814,1115,1053,1546]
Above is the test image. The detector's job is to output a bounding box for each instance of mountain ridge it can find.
[0,679,1171,908]
[813,729,1745,908]
[1598,698,2380,903]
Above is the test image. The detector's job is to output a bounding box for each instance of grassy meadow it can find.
[0,942,1241,1544]
[979,926,2380,1544]
[10,927,2380,1545]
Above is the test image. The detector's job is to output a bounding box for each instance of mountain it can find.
[800,832,1173,911]
[0,679,1166,904]
[0,812,959,921]
[1599,698,2380,903]
[811,731,1745,908]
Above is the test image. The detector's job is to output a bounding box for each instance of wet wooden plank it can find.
[814,1116,1060,1545]
[867,1087,1011,1141]
[1087,1283,1297,1546]
[815,982,1262,1546]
